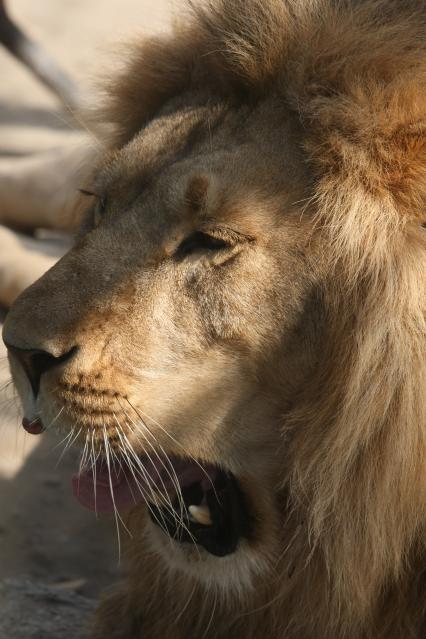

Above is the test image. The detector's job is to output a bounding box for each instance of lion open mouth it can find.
[21,418,253,557]
[72,454,252,557]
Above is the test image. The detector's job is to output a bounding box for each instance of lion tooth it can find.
[188,504,212,526]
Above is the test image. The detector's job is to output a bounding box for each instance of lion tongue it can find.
[72,462,146,514]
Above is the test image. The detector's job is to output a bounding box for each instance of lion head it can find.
[3,1,426,637]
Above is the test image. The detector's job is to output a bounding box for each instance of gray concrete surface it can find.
[0,579,97,639]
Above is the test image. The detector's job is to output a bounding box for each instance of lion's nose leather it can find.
[4,343,77,396]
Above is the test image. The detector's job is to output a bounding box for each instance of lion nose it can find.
[4,343,77,397]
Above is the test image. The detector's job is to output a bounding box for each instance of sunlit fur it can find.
[3,1,426,637]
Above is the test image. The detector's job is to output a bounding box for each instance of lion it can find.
[2,0,426,637]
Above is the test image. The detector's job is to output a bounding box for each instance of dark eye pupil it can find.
[178,232,228,256]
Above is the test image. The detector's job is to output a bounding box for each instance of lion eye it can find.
[177,232,230,256]
[79,189,106,228]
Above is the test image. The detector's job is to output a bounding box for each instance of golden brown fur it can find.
[3,1,426,637]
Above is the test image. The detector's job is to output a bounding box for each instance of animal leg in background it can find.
[0,0,80,109]
[0,140,95,232]
[0,140,95,307]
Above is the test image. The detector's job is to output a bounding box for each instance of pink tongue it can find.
[72,463,143,513]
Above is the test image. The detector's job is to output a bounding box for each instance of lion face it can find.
[3,98,323,585]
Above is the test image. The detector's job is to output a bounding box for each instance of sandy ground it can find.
[0,0,172,622]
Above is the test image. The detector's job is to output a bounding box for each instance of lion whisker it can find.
[52,423,74,453]
[114,415,201,548]
[114,420,196,543]
[119,405,189,531]
[0,378,14,393]
[102,426,134,560]
[90,429,99,517]
[79,430,90,475]
[125,398,219,502]
[64,426,83,454]
[115,436,172,538]
[102,426,122,560]
[135,426,189,526]
[201,587,218,639]
[115,421,174,517]
[174,583,197,626]
[119,427,203,552]
[0,394,19,412]
[45,405,65,433]
[114,423,184,541]
[55,427,82,468]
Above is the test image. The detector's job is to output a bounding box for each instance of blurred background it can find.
[0,1,172,635]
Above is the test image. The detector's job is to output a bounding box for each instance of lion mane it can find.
[87,1,426,637]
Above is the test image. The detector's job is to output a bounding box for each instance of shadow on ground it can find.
[0,430,119,598]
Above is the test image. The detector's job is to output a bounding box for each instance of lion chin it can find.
[2,0,426,637]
